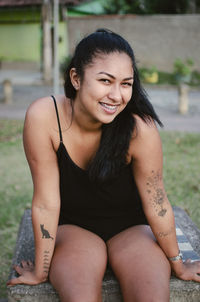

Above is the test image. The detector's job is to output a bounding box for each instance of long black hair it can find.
[64,29,163,182]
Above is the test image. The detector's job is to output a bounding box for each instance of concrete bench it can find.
[7,207,200,302]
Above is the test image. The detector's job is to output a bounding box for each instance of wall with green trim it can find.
[0,23,41,62]
[0,22,68,63]
[0,6,68,66]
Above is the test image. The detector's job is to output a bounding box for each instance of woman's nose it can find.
[108,84,122,102]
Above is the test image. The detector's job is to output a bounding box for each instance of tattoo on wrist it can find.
[40,224,54,240]
[146,170,167,217]
[43,250,50,274]
[156,227,173,238]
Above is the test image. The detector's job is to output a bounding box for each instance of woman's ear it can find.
[69,68,80,91]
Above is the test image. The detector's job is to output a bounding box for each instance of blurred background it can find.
[0,0,200,300]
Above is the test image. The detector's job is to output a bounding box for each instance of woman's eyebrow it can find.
[97,72,134,81]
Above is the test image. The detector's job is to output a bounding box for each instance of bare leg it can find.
[49,225,108,302]
[107,225,171,302]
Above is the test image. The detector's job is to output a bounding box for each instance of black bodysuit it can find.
[52,96,148,242]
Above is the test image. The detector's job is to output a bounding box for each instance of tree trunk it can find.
[42,0,52,84]
[178,84,189,115]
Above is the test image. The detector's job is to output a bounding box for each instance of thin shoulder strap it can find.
[51,95,63,143]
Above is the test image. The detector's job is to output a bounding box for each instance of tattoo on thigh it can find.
[146,170,167,217]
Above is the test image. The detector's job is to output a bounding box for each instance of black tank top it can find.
[52,95,148,241]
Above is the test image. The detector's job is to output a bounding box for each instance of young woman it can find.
[8,29,200,302]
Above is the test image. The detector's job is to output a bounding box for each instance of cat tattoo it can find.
[40,224,54,240]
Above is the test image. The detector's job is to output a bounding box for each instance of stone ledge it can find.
[7,207,200,302]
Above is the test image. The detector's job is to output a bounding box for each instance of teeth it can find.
[101,103,117,110]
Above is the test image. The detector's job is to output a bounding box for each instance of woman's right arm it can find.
[7,98,60,285]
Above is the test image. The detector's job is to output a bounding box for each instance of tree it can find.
[102,0,196,14]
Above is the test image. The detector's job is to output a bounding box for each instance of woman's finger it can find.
[27,260,34,267]
[13,265,23,275]
[21,260,30,268]
[7,277,23,286]
[193,273,200,283]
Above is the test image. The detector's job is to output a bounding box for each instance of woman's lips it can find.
[99,102,118,114]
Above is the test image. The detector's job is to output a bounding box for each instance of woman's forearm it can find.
[32,202,60,281]
[145,201,185,275]
[141,170,185,275]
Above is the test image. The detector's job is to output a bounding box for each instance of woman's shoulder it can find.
[129,114,162,159]
[133,114,158,136]
[25,95,66,123]
[26,95,54,119]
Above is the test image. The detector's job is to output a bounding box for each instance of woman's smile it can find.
[99,102,119,114]
[72,52,134,126]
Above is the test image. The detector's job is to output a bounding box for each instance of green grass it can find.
[0,120,200,297]
[161,131,200,225]
[0,120,32,298]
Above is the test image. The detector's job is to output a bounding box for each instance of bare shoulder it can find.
[129,115,162,160]
[24,94,68,135]
[24,95,68,151]
[25,96,55,123]
[134,114,159,136]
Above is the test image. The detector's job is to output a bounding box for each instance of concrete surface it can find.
[7,207,200,302]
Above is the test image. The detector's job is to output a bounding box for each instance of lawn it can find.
[0,119,200,298]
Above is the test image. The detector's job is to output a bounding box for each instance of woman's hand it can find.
[174,259,200,282]
[7,260,47,286]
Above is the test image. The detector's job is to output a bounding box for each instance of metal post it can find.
[53,0,59,94]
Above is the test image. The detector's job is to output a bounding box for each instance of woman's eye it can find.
[122,82,133,87]
[100,79,110,84]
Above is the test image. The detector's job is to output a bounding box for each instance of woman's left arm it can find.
[130,116,200,282]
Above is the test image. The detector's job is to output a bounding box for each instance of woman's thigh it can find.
[107,225,171,302]
[49,224,108,302]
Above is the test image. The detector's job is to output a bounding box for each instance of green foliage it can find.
[60,55,72,76]
[173,58,194,77]
[102,0,192,14]
[191,70,200,86]
[173,58,194,84]
[138,60,200,86]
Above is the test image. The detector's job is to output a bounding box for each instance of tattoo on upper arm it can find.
[146,170,167,217]
[43,250,50,274]
[40,224,54,240]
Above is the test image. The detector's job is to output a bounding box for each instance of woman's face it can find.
[71,51,134,125]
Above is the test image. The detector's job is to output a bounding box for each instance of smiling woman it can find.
[7,29,200,302]
[69,52,133,124]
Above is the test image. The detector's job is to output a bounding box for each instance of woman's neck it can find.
[71,99,102,134]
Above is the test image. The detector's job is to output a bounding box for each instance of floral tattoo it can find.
[146,170,167,217]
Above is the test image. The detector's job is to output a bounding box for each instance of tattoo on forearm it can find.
[43,250,50,274]
[156,227,174,238]
[146,170,167,217]
[40,224,54,240]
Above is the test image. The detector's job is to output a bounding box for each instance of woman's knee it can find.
[107,225,171,302]
[50,268,103,302]
[49,225,107,301]
[55,285,102,302]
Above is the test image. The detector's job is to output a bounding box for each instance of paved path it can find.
[0,70,200,134]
